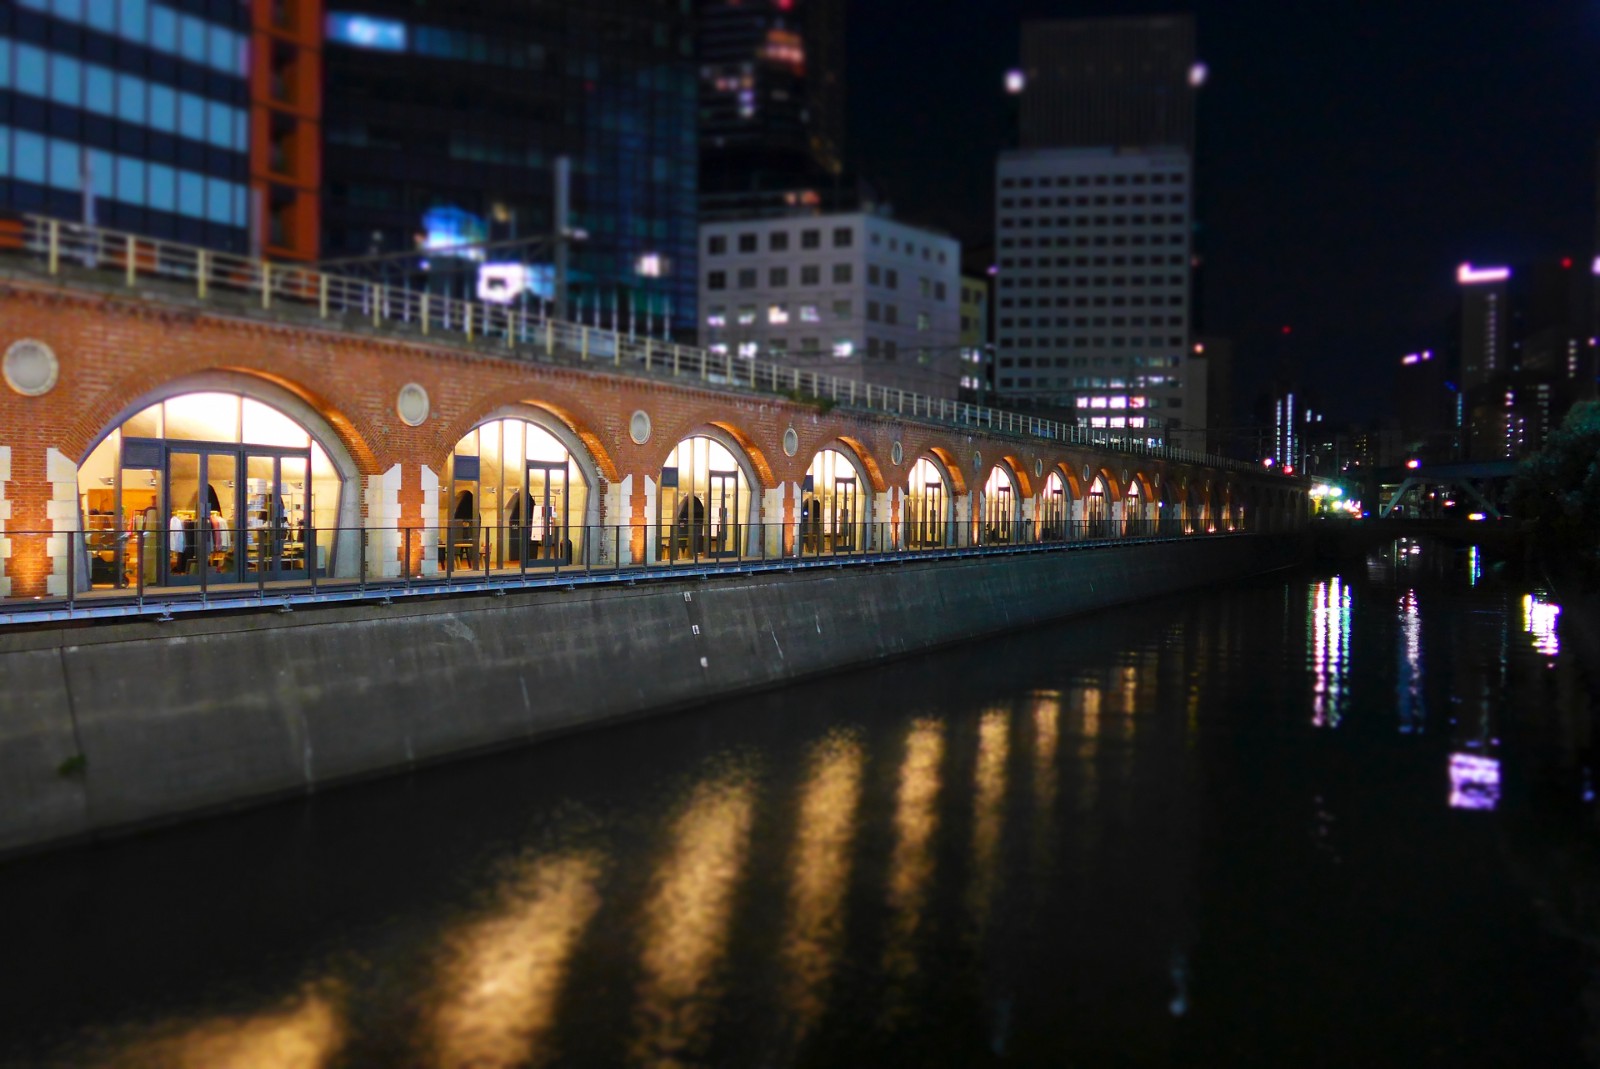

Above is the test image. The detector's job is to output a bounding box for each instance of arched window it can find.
[446,417,594,570]
[77,392,349,588]
[803,447,870,555]
[1040,472,1068,542]
[1086,475,1111,537]
[904,456,950,549]
[659,435,754,560]
[979,464,1019,545]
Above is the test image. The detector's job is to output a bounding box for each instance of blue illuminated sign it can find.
[326,13,407,51]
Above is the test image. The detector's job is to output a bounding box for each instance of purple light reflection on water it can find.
[1449,753,1501,811]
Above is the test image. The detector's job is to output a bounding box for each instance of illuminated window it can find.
[768,304,790,325]
[800,303,821,323]
[833,339,854,358]
[737,305,757,325]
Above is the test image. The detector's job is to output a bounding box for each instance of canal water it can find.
[1,539,1598,1067]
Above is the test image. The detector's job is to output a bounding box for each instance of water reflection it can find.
[881,719,945,1020]
[1031,692,1061,891]
[1397,590,1425,734]
[777,730,865,1045]
[1310,577,1352,727]
[1449,753,1502,811]
[427,851,604,1069]
[1524,592,1561,658]
[968,710,1011,933]
[91,984,344,1069]
[632,763,758,1067]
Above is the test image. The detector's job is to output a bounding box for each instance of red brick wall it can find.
[0,279,1290,595]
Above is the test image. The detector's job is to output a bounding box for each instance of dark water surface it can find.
[3,540,1599,1067]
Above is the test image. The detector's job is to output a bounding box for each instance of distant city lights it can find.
[1457,263,1511,285]
[1406,458,1421,470]
[1188,62,1209,87]
[1005,69,1027,94]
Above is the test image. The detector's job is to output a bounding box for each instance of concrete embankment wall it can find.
[0,535,1303,857]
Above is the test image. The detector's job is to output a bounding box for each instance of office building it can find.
[697,0,849,219]
[1457,258,1587,460]
[995,16,1204,447]
[0,0,262,254]
[697,211,962,397]
[994,147,1201,445]
[958,274,990,401]
[322,3,698,332]
[1018,15,1197,152]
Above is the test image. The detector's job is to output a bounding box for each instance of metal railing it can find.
[0,517,1258,625]
[2,213,1269,475]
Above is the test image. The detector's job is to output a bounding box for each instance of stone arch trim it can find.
[67,369,366,538]
[832,435,889,494]
[924,446,967,495]
[68,362,380,477]
[458,405,611,509]
[432,380,621,484]
[652,423,768,497]
[1052,461,1086,500]
[997,455,1034,499]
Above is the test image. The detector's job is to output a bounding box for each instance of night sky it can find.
[849,0,1600,429]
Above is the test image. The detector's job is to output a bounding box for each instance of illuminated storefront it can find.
[801,448,870,553]
[904,456,951,549]
[77,392,347,588]
[1086,476,1111,536]
[444,416,595,569]
[978,464,1020,544]
[1040,472,1068,541]
[658,435,755,560]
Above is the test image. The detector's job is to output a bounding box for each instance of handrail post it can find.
[261,261,271,309]
[372,283,382,326]
[318,273,329,318]
[47,218,60,274]
[196,248,207,298]
[421,292,430,335]
[465,302,474,341]
[545,319,554,356]
[125,235,136,287]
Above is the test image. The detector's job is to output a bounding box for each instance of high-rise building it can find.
[958,274,990,402]
[1018,15,1197,152]
[249,1,322,261]
[993,147,1200,446]
[697,0,849,219]
[696,211,962,397]
[321,2,699,332]
[1457,258,1588,461]
[0,0,262,254]
[994,16,1204,448]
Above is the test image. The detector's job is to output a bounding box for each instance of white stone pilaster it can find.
[418,464,442,577]
[365,464,403,579]
[45,448,78,596]
[0,446,10,596]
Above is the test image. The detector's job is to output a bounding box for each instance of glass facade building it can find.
[0,0,253,252]
[322,1,699,334]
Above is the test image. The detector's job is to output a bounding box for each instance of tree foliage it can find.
[1513,400,1600,575]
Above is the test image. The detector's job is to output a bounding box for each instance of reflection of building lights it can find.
[1449,753,1501,811]
[1310,577,1352,728]
[1524,593,1561,656]
[636,253,664,278]
[1398,590,1423,733]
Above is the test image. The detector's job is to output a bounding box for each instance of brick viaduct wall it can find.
[0,278,1306,597]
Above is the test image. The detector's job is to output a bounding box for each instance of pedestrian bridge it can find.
[0,214,1306,623]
